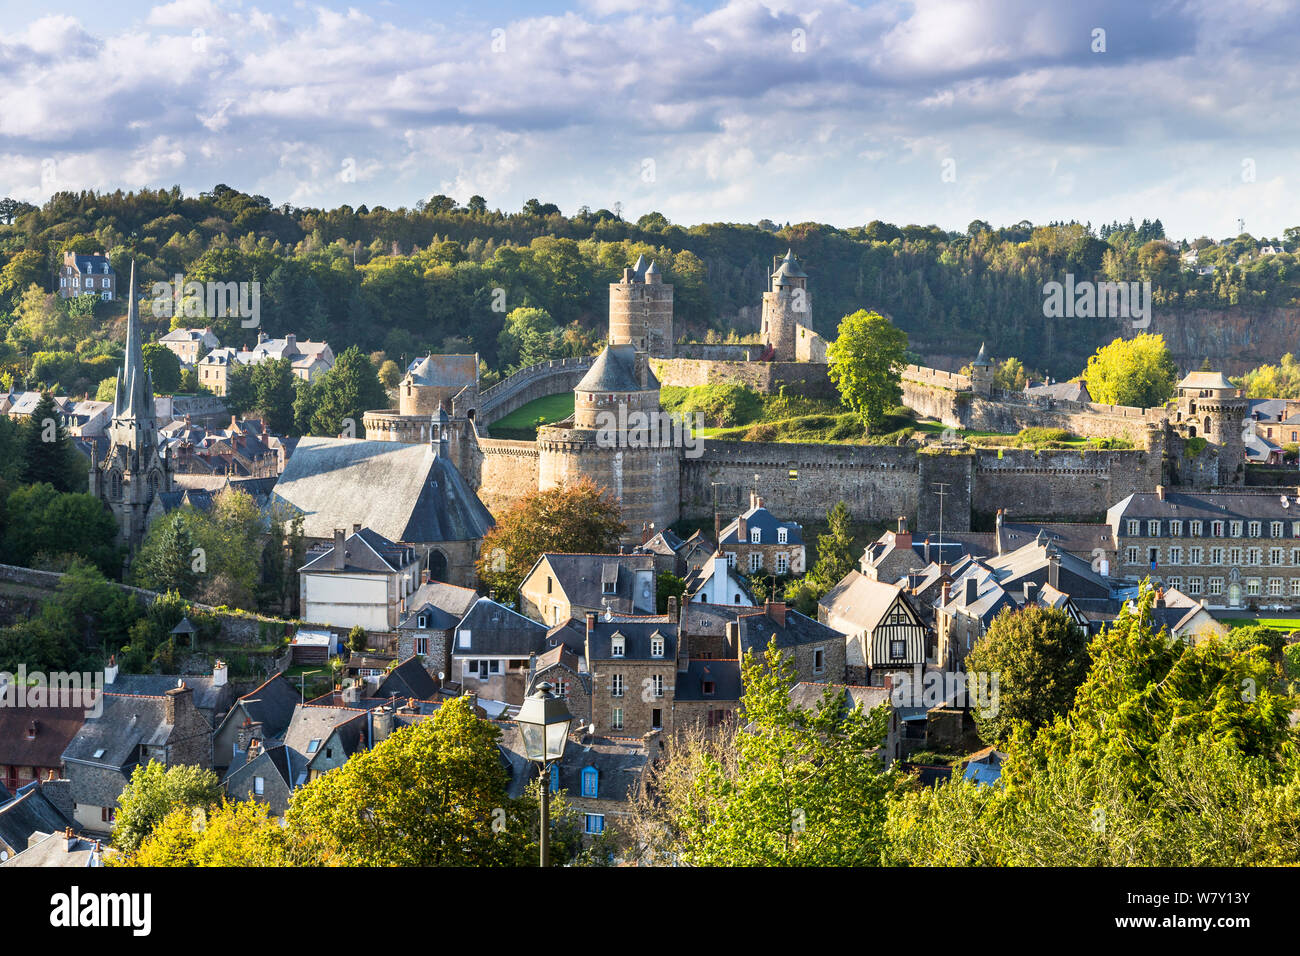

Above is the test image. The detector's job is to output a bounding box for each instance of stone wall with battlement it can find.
[478,357,593,427]
[475,437,539,516]
[673,343,762,361]
[972,446,1162,522]
[651,358,836,399]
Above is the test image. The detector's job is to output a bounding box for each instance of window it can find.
[60,277,66,287]
[1293,522,1300,537]
[651,674,663,698]
[1188,577,1203,595]
[254,777,264,795]
[1127,519,1140,536]
[777,527,788,544]
[652,708,662,729]
[1169,546,1182,564]
[611,708,623,730]
[1270,548,1283,566]
[750,527,761,544]
[1292,579,1300,597]
[725,552,737,569]
[101,806,116,823]
[1170,520,1182,536]
[1271,521,1284,538]
[1268,578,1284,596]
[1293,549,1300,566]
[581,766,599,798]
[602,579,616,595]
[417,614,427,628]
[749,552,762,573]
[1229,547,1242,566]
[1208,577,1224,595]
[889,640,905,659]
[415,636,429,656]
[1248,548,1262,565]
[611,637,624,658]
[547,576,553,594]
[1167,576,1182,590]
[1211,547,1224,565]
[702,680,715,695]
[1212,521,1225,537]
[458,629,471,649]
[1248,521,1261,537]
[775,553,789,574]
[489,660,501,675]
[584,813,605,835]
[1231,521,1243,537]
[1126,547,1139,565]
[1246,578,1262,596]
[1190,520,1203,536]
[611,674,624,697]
[1147,520,1161,536]
[306,739,320,754]
[1148,547,1159,566]
[814,647,826,673]
[650,636,664,658]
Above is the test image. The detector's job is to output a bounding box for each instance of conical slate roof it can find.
[631,254,648,277]
[576,344,657,393]
[772,248,807,279]
[971,342,991,368]
[114,261,156,423]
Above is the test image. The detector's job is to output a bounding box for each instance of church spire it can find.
[115,261,155,423]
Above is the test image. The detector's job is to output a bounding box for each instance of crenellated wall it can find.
[651,358,836,399]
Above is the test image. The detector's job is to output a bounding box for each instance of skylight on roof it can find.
[93,748,106,758]
[307,739,321,754]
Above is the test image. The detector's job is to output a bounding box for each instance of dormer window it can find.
[777,527,788,544]
[611,636,625,658]
[750,528,761,544]
[458,629,471,649]
[417,614,427,629]
[651,636,664,658]
[602,580,616,594]
[702,681,715,695]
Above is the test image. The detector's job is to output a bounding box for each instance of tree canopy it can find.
[826,310,908,431]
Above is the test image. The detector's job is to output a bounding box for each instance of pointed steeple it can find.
[115,261,155,424]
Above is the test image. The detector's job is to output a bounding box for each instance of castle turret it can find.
[608,258,674,358]
[759,249,808,361]
[1169,367,1247,485]
[969,342,993,397]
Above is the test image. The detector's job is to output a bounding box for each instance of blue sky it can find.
[1,0,1297,239]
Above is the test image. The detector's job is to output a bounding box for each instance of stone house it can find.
[395,580,481,678]
[60,684,213,835]
[58,251,114,300]
[525,644,592,730]
[211,674,302,776]
[584,612,680,737]
[451,598,548,704]
[717,493,806,577]
[820,571,929,684]
[519,553,658,627]
[158,327,220,366]
[735,601,847,684]
[298,526,423,632]
[0,781,78,864]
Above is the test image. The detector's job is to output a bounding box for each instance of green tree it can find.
[628,641,901,865]
[378,359,401,389]
[475,476,626,601]
[964,603,1091,746]
[21,392,77,491]
[347,624,366,652]
[805,501,855,594]
[1081,333,1178,408]
[308,346,387,436]
[249,358,297,434]
[1,483,119,574]
[112,762,223,855]
[132,511,200,596]
[141,343,182,394]
[656,571,685,614]
[120,799,297,867]
[826,310,908,431]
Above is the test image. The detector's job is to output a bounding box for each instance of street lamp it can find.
[515,681,573,867]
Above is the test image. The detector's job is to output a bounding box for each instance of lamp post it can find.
[515,681,573,867]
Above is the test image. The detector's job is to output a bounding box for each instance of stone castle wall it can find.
[651,358,836,399]
[475,437,540,516]
[478,357,593,427]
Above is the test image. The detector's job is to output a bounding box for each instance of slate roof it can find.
[736,607,843,655]
[683,557,757,604]
[373,657,439,700]
[0,784,76,855]
[532,553,656,613]
[772,248,807,280]
[61,694,172,769]
[406,354,478,388]
[1108,490,1300,525]
[575,344,655,393]
[270,437,495,544]
[788,681,891,716]
[299,527,417,574]
[585,617,677,661]
[636,528,685,557]
[819,572,909,634]
[279,705,366,786]
[1246,398,1290,423]
[545,619,588,656]
[997,521,1114,558]
[498,724,650,801]
[1176,370,1236,391]
[396,581,481,632]
[105,673,230,717]
[0,830,102,867]
[1025,380,1091,403]
[0,703,86,770]
[718,504,803,547]
[454,599,548,657]
[674,659,742,702]
[231,674,302,739]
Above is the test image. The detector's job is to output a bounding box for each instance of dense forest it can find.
[1,187,1298,386]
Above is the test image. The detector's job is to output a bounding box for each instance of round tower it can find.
[608,255,674,358]
[968,342,993,397]
[538,344,680,543]
[1171,367,1247,485]
[759,249,808,361]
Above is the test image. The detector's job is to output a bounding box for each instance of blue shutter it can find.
[582,766,598,798]
[549,763,559,792]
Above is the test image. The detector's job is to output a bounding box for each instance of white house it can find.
[298,527,423,632]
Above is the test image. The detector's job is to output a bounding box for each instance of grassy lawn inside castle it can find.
[486,393,575,440]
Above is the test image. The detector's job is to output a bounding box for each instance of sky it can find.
[0,0,1298,240]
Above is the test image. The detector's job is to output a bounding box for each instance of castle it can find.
[363,252,1250,543]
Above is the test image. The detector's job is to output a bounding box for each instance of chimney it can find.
[333,529,346,570]
[894,516,911,549]
[421,569,430,585]
[1048,552,1060,590]
[213,659,228,688]
[677,625,690,673]
[1156,485,1166,501]
[941,580,951,604]
[725,620,740,656]
[164,680,192,724]
[750,490,759,510]
[963,577,978,607]
[352,522,361,534]
[371,706,394,744]
[907,571,922,592]
[104,654,118,686]
[586,612,597,643]
[1155,587,1166,609]
[236,718,251,751]
[246,738,261,763]
[65,827,76,852]
[924,536,931,564]
[641,522,650,545]
[341,683,360,704]
[667,594,679,623]
[1023,581,1039,605]
[765,601,787,627]
[737,515,748,542]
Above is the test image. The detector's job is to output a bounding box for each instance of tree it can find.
[964,603,1090,745]
[378,359,401,389]
[626,641,901,866]
[308,346,387,436]
[249,358,297,434]
[132,511,199,596]
[497,306,560,371]
[1233,353,1300,399]
[285,695,535,865]
[121,799,297,867]
[826,310,908,431]
[112,762,223,855]
[141,343,182,394]
[1,483,119,574]
[347,624,366,652]
[656,571,685,613]
[476,477,626,601]
[1081,333,1178,408]
[805,501,855,594]
[21,392,78,491]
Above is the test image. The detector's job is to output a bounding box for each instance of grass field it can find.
[1219,616,1300,632]
[487,393,575,440]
